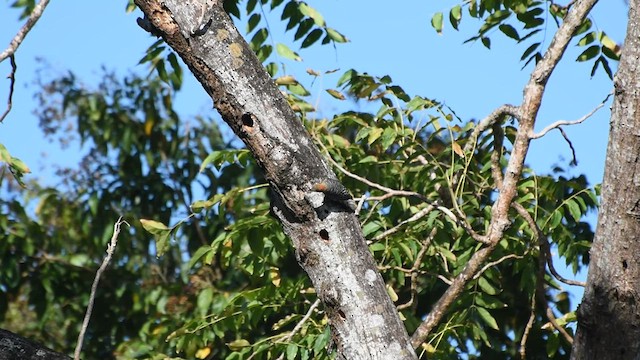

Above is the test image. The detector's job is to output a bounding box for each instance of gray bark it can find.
[133,1,417,359]
[571,3,640,359]
[0,329,70,360]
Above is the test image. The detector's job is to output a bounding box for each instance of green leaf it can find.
[577,31,596,46]
[301,28,323,48]
[286,343,298,360]
[478,277,498,295]
[476,307,499,330]
[576,45,600,62]
[431,12,444,34]
[228,339,251,351]
[276,43,302,61]
[197,287,214,314]
[313,326,331,354]
[299,2,325,26]
[499,24,519,40]
[381,127,397,149]
[326,27,348,43]
[188,246,213,269]
[247,13,261,33]
[140,219,170,235]
[367,127,384,145]
[450,5,462,30]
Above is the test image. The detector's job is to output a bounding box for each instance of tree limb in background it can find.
[410,0,598,348]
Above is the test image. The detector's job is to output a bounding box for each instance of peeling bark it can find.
[571,3,640,359]
[133,1,417,359]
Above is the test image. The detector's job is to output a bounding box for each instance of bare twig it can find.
[0,55,16,123]
[410,0,598,348]
[74,217,129,360]
[372,204,435,242]
[472,254,524,280]
[0,0,51,62]
[274,299,321,360]
[558,127,578,165]
[529,92,613,139]
[519,293,537,359]
[282,299,320,343]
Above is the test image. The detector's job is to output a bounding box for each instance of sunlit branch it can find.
[529,92,612,139]
[74,217,129,360]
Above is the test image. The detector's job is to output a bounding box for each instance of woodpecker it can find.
[311,179,356,212]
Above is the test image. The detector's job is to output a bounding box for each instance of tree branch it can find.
[410,0,598,348]
[74,217,129,360]
[529,92,613,139]
[0,0,51,62]
[0,55,16,123]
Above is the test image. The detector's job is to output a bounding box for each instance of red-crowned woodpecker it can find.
[312,179,356,212]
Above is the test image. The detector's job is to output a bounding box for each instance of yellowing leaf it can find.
[452,141,464,157]
[195,347,211,359]
[228,339,251,351]
[386,284,399,302]
[275,75,298,85]
[326,88,345,100]
[140,219,170,235]
[270,267,281,287]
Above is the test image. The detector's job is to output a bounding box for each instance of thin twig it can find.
[274,299,321,360]
[282,299,320,343]
[0,0,51,62]
[74,217,129,360]
[519,292,537,359]
[0,55,16,123]
[529,92,612,139]
[472,254,524,280]
[558,127,578,165]
[372,204,435,242]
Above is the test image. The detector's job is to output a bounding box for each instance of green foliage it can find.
[431,0,620,77]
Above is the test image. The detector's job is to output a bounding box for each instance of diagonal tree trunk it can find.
[133,1,418,359]
[571,3,640,359]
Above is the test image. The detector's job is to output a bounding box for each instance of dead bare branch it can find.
[529,92,613,139]
[0,55,16,123]
[74,217,129,360]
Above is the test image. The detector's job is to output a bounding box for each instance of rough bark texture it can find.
[0,329,70,360]
[571,3,640,359]
[133,1,417,359]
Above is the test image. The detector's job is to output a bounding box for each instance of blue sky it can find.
[0,0,630,310]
